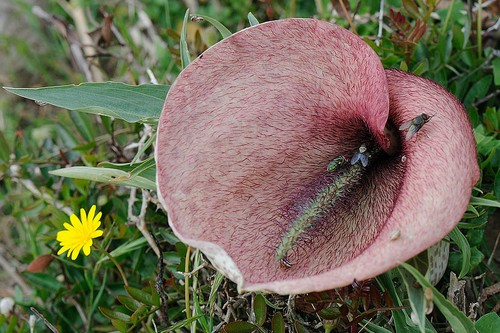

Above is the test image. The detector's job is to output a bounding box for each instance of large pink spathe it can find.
[155,19,479,294]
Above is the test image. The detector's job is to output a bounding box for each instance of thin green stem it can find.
[440,0,455,37]
[184,245,192,319]
[477,0,482,60]
[94,244,128,286]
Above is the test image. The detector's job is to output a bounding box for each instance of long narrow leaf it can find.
[400,263,476,333]
[248,12,259,26]
[180,9,191,69]
[4,83,168,123]
[192,13,232,38]
[449,227,472,278]
[50,166,156,190]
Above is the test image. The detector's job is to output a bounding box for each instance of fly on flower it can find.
[399,113,433,141]
[56,205,104,260]
[350,144,369,167]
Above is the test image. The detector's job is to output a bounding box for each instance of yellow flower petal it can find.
[56,206,104,260]
[87,205,96,225]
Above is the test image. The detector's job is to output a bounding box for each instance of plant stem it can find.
[185,245,192,319]
[477,0,482,60]
[94,245,129,286]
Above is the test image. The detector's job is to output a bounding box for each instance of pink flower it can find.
[155,19,479,294]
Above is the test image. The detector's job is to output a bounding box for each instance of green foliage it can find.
[0,0,498,332]
[5,83,169,123]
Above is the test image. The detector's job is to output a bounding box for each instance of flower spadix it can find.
[155,19,479,294]
[57,205,103,260]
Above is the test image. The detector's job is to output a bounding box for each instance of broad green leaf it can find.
[475,313,500,333]
[271,312,285,333]
[4,83,168,123]
[49,166,156,190]
[222,321,261,333]
[125,286,156,306]
[130,304,148,325]
[248,12,259,26]
[463,76,492,108]
[254,294,267,326]
[192,13,232,38]
[99,307,131,322]
[449,227,472,278]
[111,319,129,333]
[294,321,311,333]
[117,295,142,312]
[400,263,476,333]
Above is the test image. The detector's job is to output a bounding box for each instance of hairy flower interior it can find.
[275,144,382,267]
[269,119,407,276]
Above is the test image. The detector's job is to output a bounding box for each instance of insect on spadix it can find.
[399,113,433,141]
[350,144,369,167]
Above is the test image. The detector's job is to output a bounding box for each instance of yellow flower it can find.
[57,205,104,260]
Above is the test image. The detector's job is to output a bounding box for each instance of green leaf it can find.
[475,312,500,333]
[4,83,168,123]
[484,107,499,131]
[99,157,156,184]
[361,320,393,333]
[180,9,191,69]
[271,312,285,333]
[97,238,148,265]
[411,59,429,76]
[377,271,416,332]
[248,12,259,26]
[294,321,311,333]
[492,58,500,86]
[111,319,129,333]
[130,304,148,325]
[222,321,260,333]
[49,166,156,190]
[117,295,142,311]
[463,76,492,108]
[0,131,10,162]
[125,286,156,307]
[253,294,267,326]
[470,247,485,268]
[99,307,131,322]
[22,272,63,292]
[192,14,232,38]
[398,267,427,333]
[449,227,472,278]
[208,272,225,317]
[400,263,476,333]
[495,169,500,200]
[160,315,203,332]
[69,110,94,142]
[469,196,500,208]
